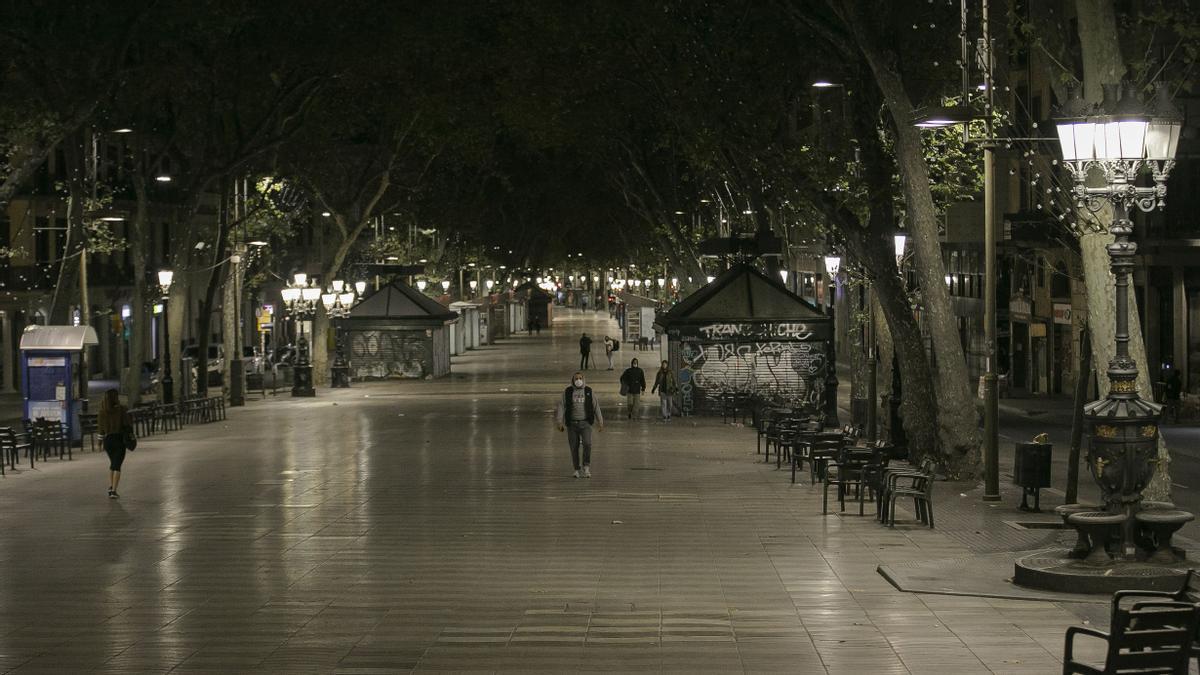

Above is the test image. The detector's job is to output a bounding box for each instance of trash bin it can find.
[1014,442,1052,512]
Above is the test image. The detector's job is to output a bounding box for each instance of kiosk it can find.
[19,325,99,443]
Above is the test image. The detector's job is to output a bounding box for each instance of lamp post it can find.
[282,273,319,397]
[1052,81,1181,559]
[321,280,357,388]
[158,269,175,404]
[823,253,842,428]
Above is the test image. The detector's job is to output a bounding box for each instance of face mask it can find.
[573,379,584,388]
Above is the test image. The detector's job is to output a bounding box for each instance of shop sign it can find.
[1053,303,1072,325]
[1010,296,1032,320]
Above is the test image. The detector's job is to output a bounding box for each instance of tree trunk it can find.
[1073,0,1172,499]
[845,18,981,476]
[195,182,232,398]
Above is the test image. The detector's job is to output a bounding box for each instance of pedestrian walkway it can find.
[0,308,1115,673]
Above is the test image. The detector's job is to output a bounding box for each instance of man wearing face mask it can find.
[555,371,604,478]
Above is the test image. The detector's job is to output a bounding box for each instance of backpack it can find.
[611,338,619,351]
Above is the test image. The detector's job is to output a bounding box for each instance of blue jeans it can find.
[660,393,673,420]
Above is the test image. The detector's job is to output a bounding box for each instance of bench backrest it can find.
[1106,602,1197,673]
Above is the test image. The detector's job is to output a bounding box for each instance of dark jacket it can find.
[653,369,678,395]
[579,335,592,354]
[620,367,646,394]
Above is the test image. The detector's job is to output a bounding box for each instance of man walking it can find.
[603,335,615,370]
[651,360,678,421]
[555,371,604,478]
[620,358,646,419]
[579,332,592,370]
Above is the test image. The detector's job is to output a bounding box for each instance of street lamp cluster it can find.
[280,274,365,396]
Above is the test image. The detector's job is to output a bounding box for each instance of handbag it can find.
[620,381,629,397]
[123,424,137,451]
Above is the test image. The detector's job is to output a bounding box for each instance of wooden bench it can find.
[1107,568,1200,669]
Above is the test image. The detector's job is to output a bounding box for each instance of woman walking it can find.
[98,389,133,499]
[651,360,678,421]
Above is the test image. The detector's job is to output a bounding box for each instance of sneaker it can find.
[573,470,581,479]
[108,490,118,499]
[583,467,592,478]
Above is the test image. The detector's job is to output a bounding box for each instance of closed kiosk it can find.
[655,264,831,417]
[19,326,99,442]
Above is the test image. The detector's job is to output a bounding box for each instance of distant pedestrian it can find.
[603,336,615,370]
[579,332,592,370]
[555,371,604,478]
[533,316,541,335]
[98,389,134,499]
[1164,364,1182,423]
[581,295,589,311]
[651,360,678,421]
[620,358,646,419]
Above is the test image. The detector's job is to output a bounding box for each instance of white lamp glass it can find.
[339,292,355,306]
[670,277,678,286]
[893,234,907,261]
[321,293,336,310]
[656,278,665,287]
[281,287,301,303]
[1055,122,1078,162]
[1117,120,1147,160]
[823,255,841,277]
[1145,118,1181,161]
[355,281,367,295]
[469,280,478,290]
[779,270,789,284]
[302,287,321,302]
[1072,121,1098,161]
[293,272,307,287]
[331,280,345,293]
[486,280,494,290]
[441,280,450,291]
[157,269,174,288]
[417,280,428,291]
[706,275,715,283]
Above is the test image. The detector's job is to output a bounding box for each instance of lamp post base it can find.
[162,374,174,405]
[331,366,351,388]
[291,364,316,397]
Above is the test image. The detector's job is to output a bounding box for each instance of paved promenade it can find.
[0,309,1114,673]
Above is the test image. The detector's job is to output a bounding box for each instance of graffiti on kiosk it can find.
[350,330,428,379]
[681,339,825,404]
[696,322,814,340]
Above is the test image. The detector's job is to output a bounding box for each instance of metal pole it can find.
[981,0,1000,502]
[983,143,1000,501]
[161,297,174,404]
[866,284,878,442]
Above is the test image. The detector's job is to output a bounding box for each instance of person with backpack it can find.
[619,357,646,419]
[603,335,616,370]
[555,371,604,478]
[651,360,679,421]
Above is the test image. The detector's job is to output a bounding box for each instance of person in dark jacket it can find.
[555,372,604,478]
[579,333,592,370]
[651,360,679,421]
[97,389,133,499]
[620,358,646,419]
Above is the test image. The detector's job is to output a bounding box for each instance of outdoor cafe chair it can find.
[1063,600,1198,674]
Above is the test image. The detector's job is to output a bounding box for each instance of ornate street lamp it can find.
[416,279,428,292]
[1053,81,1183,560]
[440,280,450,293]
[157,269,175,404]
[321,280,357,388]
[823,252,842,428]
[282,275,320,397]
